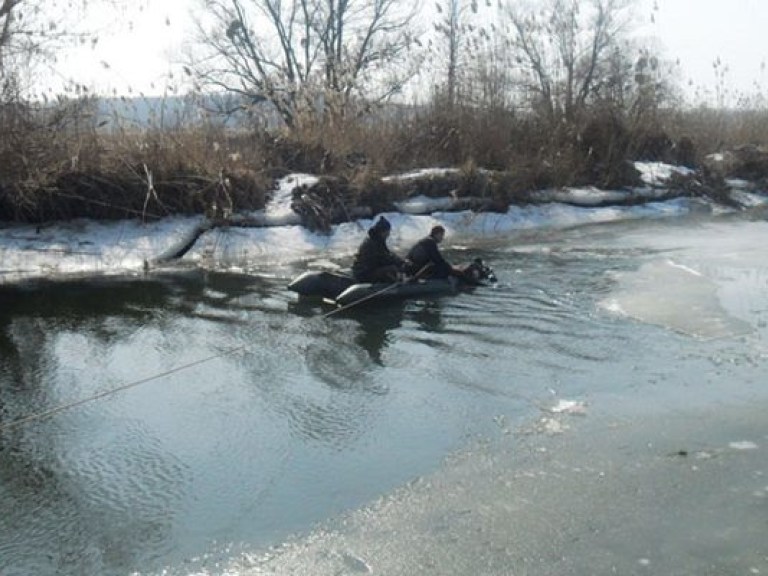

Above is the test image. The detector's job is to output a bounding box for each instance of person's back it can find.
[352,217,403,283]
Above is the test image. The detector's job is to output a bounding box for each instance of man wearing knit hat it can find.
[352,216,405,283]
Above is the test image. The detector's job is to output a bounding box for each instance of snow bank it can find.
[0,168,707,284]
[0,216,205,284]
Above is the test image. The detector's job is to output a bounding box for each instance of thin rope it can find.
[322,280,404,318]
[0,267,433,429]
[1,270,398,428]
[0,345,246,433]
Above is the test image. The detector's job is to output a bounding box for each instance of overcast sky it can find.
[637,0,767,100]
[52,0,768,103]
[49,1,190,97]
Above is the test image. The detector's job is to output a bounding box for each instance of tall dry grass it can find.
[0,96,271,222]
[3,90,768,224]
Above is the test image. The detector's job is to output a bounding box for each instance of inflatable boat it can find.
[287,259,496,307]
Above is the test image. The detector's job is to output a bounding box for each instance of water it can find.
[2,214,768,575]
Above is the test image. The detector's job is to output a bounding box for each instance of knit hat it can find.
[372,216,391,233]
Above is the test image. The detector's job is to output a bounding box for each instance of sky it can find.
[635,0,768,101]
[49,1,193,97]
[51,0,768,104]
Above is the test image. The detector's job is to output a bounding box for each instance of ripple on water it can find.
[0,414,189,574]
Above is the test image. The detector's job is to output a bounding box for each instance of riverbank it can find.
[2,160,767,286]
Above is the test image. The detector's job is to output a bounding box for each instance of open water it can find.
[1,212,768,575]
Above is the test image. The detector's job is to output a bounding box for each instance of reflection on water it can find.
[351,305,402,366]
[291,297,447,367]
[2,217,768,575]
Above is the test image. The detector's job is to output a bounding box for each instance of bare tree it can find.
[0,1,131,186]
[430,0,509,111]
[191,0,420,130]
[0,1,23,62]
[433,0,466,109]
[1,0,38,92]
[503,0,633,123]
[0,0,134,98]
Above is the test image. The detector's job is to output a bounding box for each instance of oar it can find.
[405,262,434,283]
[322,263,433,318]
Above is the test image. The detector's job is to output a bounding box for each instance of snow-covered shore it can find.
[1,162,765,285]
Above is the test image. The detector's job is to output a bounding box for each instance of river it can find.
[1,211,767,575]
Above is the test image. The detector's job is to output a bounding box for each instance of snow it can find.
[0,163,720,284]
[634,161,695,186]
[264,173,318,224]
[549,399,587,414]
[394,195,455,214]
[0,216,206,283]
[729,190,768,208]
[726,178,751,190]
[381,168,460,182]
[532,187,631,205]
[728,441,759,451]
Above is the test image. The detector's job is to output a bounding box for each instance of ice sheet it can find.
[602,259,753,339]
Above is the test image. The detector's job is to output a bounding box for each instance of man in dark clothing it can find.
[352,216,404,283]
[404,225,460,279]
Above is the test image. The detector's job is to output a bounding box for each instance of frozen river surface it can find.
[1,213,768,575]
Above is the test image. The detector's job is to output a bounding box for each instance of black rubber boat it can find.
[287,259,496,306]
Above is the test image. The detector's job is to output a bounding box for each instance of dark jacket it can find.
[405,236,452,278]
[352,231,403,281]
